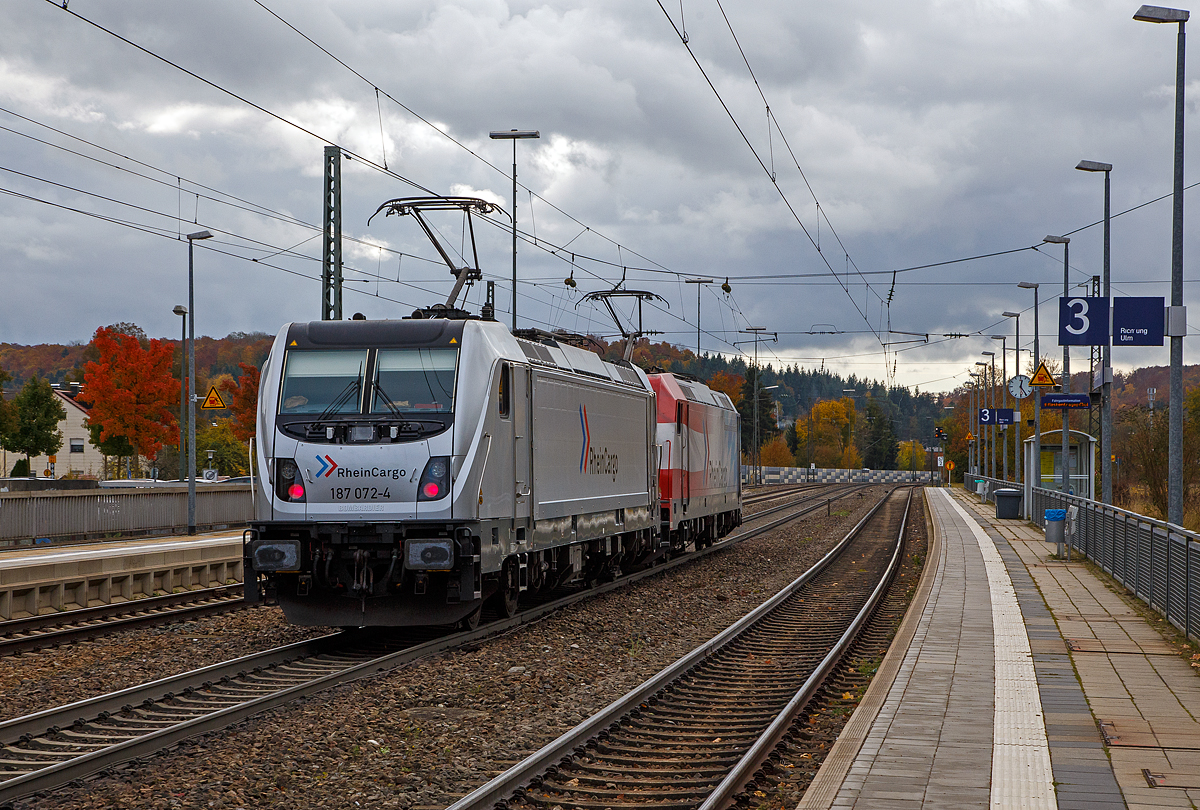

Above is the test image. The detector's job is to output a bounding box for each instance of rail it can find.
[964,473,1198,646]
[0,485,252,544]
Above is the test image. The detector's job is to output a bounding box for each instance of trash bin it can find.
[995,488,1022,519]
[1045,509,1066,554]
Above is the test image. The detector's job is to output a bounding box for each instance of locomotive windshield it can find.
[371,348,457,414]
[279,350,367,414]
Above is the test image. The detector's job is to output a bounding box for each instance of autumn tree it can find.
[0,365,15,454]
[896,439,926,472]
[706,370,744,406]
[795,398,856,468]
[81,327,178,464]
[6,377,66,469]
[218,362,260,442]
[196,421,250,476]
[760,435,795,467]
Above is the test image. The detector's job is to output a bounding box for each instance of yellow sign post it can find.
[1030,362,1057,387]
[201,387,227,410]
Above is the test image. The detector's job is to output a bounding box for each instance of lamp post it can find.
[974,363,988,475]
[982,351,996,479]
[1076,160,1114,504]
[186,230,214,535]
[489,129,540,330]
[969,371,981,475]
[739,327,776,485]
[1133,4,1188,525]
[1018,282,1041,510]
[1043,236,1071,497]
[173,304,188,482]
[991,335,1008,481]
[1002,311,1022,488]
[684,278,715,361]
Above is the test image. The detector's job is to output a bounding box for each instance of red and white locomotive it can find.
[648,372,741,550]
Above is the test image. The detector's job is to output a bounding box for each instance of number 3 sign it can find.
[1058,296,1109,346]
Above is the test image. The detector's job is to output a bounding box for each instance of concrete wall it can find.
[743,465,935,485]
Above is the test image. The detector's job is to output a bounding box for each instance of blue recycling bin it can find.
[1044,509,1066,551]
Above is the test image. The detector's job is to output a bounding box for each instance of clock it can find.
[1008,374,1032,399]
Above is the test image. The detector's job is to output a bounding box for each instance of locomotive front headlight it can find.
[417,456,450,501]
[274,459,306,502]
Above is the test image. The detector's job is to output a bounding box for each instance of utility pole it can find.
[685,279,714,362]
[321,145,343,321]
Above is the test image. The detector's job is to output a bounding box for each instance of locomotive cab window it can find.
[279,350,367,414]
[371,348,458,414]
[498,363,510,418]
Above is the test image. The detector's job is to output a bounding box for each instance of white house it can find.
[10,388,107,479]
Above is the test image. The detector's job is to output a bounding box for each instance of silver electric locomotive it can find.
[244,317,663,627]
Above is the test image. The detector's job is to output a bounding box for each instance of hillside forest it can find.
[1,327,1193,526]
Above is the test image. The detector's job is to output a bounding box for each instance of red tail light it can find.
[288,483,306,500]
[422,482,440,499]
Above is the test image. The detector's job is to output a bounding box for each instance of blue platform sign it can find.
[1041,393,1091,409]
[979,408,1015,424]
[1059,297,1109,346]
[1113,297,1164,346]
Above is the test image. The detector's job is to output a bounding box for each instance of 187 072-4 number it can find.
[329,487,391,500]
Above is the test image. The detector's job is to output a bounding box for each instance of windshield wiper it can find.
[371,380,404,417]
[312,377,361,427]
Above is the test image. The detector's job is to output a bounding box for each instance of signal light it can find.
[422,482,441,499]
[288,483,306,500]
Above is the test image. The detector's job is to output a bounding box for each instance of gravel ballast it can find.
[10,485,892,810]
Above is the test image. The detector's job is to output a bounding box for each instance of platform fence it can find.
[967,473,1198,645]
[0,485,252,545]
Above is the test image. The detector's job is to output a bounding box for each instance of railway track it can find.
[449,487,913,810]
[0,484,879,806]
[0,585,246,657]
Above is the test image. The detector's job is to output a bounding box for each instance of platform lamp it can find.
[982,351,997,479]
[1002,311,1022,488]
[173,304,188,482]
[974,361,990,477]
[1134,4,1188,525]
[186,229,214,535]
[1017,282,1041,510]
[488,129,540,330]
[1043,235,1071,499]
[1076,160,1114,504]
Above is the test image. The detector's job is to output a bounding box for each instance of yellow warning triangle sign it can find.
[1030,362,1057,387]
[201,386,227,409]
[966,432,975,442]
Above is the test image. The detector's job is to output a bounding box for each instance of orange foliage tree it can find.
[707,370,744,405]
[219,362,260,443]
[760,435,795,466]
[80,327,178,459]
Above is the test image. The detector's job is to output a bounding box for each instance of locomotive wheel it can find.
[491,559,520,618]
[458,604,482,631]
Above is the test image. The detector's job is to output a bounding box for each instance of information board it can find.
[979,408,1015,425]
[1113,297,1165,346]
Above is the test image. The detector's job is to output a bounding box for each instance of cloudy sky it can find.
[0,0,1196,393]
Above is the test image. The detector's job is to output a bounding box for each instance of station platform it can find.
[0,531,243,620]
[799,486,1200,810]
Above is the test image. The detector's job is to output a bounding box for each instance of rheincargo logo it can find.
[335,466,406,481]
[580,404,618,480]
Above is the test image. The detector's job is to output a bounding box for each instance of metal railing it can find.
[0,485,252,544]
[964,474,1198,645]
